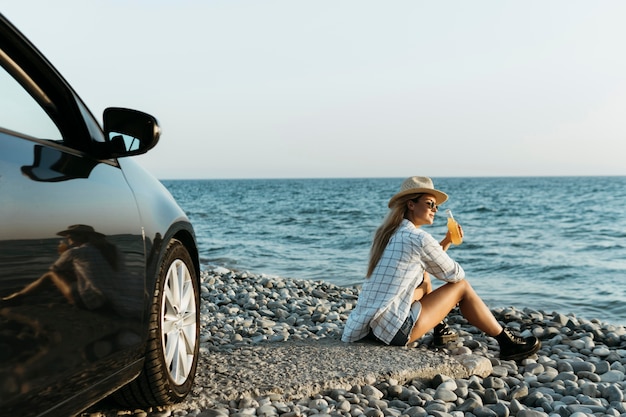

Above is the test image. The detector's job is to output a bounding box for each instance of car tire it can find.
[114,238,200,407]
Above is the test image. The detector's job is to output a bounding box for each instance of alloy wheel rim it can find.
[161,258,197,385]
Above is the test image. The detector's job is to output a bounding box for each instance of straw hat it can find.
[388,176,448,208]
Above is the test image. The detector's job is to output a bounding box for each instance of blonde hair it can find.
[366,193,423,277]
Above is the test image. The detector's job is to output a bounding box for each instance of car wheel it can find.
[115,238,200,407]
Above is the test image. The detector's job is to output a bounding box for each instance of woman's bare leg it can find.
[2,272,75,304]
[2,274,51,300]
[408,280,502,343]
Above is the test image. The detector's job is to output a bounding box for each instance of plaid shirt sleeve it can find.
[420,232,465,282]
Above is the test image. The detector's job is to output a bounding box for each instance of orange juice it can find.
[446,209,463,245]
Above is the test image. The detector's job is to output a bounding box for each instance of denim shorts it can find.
[389,301,421,346]
[389,314,414,346]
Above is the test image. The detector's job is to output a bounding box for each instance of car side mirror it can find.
[103,107,160,158]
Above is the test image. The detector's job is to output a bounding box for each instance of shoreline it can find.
[86,267,626,417]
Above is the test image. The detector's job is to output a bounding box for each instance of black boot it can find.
[496,327,540,360]
[433,320,458,346]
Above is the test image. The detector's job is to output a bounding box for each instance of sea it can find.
[162,176,626,326]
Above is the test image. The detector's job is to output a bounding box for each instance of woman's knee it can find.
[441,279,469,293]
[459,279,478,296]
[433,280,473,304]
[451,279,474,292]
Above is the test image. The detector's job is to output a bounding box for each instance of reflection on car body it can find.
[0,12,201,417]
[21,144,99,182]
[4,224,144,320]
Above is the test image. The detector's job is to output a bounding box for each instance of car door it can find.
[0,27,147,416]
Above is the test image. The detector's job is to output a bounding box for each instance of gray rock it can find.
[601,370,625,383]
[425,402,449,413]
[487,402,510,417]
[362,385,384,400]
[364,408,384,417]
[592,346,611,357]
[404,406,428,417]
[509,384,529,400]
[473,405,498,417]
[517,410,549,417]
[456,397,482,412]
[490,365,509,378]
[604,384,624,402]
[553,372,577,382]
[483,377,506,390]
[595,361,611,374]
[483,388,499,404]
[577,370,601,382]
[456,354,493,378]
[428,411,454,417]
[434,388,458,402]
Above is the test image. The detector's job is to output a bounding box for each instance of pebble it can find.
[82,268,626,417]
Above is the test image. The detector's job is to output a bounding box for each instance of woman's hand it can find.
[441,224,463,250]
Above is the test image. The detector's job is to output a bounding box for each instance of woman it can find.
[3,225,119,310]
[341,176,540,361]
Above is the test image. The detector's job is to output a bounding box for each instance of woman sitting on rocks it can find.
[341,176,540,361]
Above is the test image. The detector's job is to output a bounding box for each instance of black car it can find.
[0,13,201,417]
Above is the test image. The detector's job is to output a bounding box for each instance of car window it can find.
[0,64,62,141]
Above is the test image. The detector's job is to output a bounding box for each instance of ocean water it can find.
[162,177,626,326]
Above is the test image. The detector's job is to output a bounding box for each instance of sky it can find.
[3,1,626,179]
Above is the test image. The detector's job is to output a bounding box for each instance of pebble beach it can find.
[84,268,626,417]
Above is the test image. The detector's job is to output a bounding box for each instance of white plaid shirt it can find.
[342,219,465,344]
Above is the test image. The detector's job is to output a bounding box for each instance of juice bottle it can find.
[445,209,463,245]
